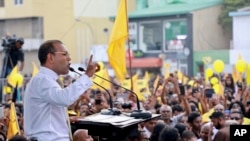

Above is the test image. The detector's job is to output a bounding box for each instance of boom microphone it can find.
[78,67,152,119]
[69,67,121,115]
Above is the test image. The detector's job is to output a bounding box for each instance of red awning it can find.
[126,57,163,68]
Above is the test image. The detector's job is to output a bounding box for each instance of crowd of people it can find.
[1,40,249,141]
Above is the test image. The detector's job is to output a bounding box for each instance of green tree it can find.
[219,0,250,32]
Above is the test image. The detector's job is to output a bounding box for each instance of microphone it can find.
[78,67,152,119]
[69,67,121,115]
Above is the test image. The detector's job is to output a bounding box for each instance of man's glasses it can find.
[52,51,70,57]
[161,110,170,113]
[231,117,241,120]
[215,109,224,112]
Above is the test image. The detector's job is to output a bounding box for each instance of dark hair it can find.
[159,126,179,141]
[150,122,166,141]
[174,123,187,136]
[187,112,201,123]
[228,101,246,116]
[172,105,183,113]
[9,135,28,141]
[38,40,62,65]
[182,130,196,140]
[225,76,235,94]
[186,85,192,90]
[127,127,140,140]
[189,101,199,109]
[16,38,24,45]
[209,111,225,119]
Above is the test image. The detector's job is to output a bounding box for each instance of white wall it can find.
[229,49,250,64]
[233,15,250,49]
[74,0,118,18]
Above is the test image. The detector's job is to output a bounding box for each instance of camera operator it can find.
[1,37,24,78]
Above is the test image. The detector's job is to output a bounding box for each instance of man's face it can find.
[191,116,202,130]
[144,119,157,132]
[211,118,222,129]
[143,101,151,110]
[200,126,210,140]
[230,113,243,124]
[51,43,71,75]
[214,105,224,113]
[160,107,172,120]
[15,42,23,48]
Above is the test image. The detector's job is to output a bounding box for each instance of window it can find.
[139,21,162,52]
[127,22,138,51]
[0,0,4,7]
[164,19,187,51]
[14,0,23,5]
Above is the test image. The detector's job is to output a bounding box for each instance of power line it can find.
[60,0,92,39]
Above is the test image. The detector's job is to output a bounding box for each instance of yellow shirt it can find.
[243,117,250,125]
[202,108,215,123]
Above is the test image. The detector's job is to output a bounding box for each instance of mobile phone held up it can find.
[179,84,185,95]
[205,88,215,98]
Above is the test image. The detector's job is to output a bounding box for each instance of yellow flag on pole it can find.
[7,65,24,88]
[7,102,20,139]
[246,64,250,86]
[107,0,128,81]
[32,61,39,77]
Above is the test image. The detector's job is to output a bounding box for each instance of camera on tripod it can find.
[1,35,24,50]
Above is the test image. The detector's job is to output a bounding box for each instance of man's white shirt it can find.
[24,67,93,141]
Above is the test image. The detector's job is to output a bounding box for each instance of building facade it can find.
[128,0,230,76]
[0,0,136,75]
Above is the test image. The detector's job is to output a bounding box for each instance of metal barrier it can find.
[0,77,31,103]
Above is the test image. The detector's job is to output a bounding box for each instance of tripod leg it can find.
[0,51,12,103]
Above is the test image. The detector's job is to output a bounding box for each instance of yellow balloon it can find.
[213,60,225,73]
[235,60,246,73]
[213,84,219,94]
[205,68,213,77]
[210,77,219,85]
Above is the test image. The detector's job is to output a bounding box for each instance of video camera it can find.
[1,35,24,50]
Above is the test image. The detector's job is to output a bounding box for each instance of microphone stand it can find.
[69,67,121,115]
[78,67,152,119]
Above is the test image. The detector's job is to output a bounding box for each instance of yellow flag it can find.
[7,102,20,139]
[164,63,170,79]
[133,79,146,101]
[218,82,224,96]
[91,69,111,90]
[107,0,128,81]
[7,65,18,85]
[32,62,39,77]
[121,72,138,91]
[136,79,151,95]
[232,65,242,82]
[202,108,214,123]
[144,71,150,81]
[3,86,12,95]
[246,64,250,86]
[91,62,111,90]
[7,65,24,88]
[121,79,131,90]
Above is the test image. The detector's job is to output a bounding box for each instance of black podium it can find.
[74,113,160,141]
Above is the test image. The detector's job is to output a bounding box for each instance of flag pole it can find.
[124,0,133,91]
